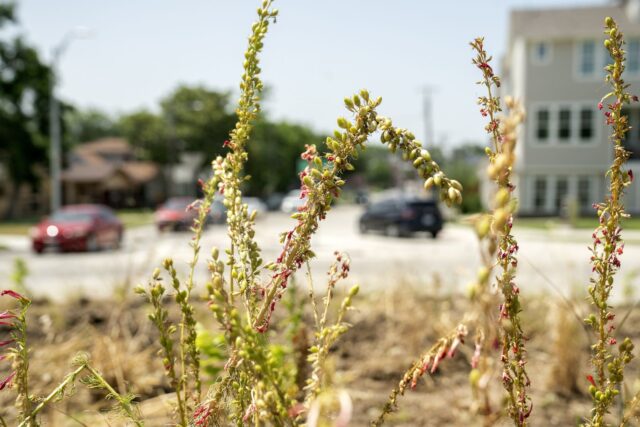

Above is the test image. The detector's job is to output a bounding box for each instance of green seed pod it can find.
[475,215,491,239]
[466,282,478,299]
[448,186,457,202]
[424,177,435,190]
[344,97,354,110]
[421,149,431,162]
[605,16,613,27]
[413,157,424,168]
[337,117,349,129]
[605,39,612,49]
[495,188,510,207]
[433,173,442,187]
[349,284,360,297]
[493,208,508,231]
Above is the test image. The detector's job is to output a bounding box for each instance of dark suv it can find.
[358,197,443,238]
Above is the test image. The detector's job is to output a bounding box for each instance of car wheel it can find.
[86,234,99,252]
[359,222,368,234]
[384,223,401,238]
[114,232,123,249]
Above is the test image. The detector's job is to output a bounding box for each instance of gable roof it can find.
[62,138,159,184]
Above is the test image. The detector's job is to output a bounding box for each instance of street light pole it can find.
[49,28,92,213]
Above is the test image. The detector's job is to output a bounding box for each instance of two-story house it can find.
[503,0,640,216]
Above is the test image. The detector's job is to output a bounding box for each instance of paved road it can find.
[1,206,639,301]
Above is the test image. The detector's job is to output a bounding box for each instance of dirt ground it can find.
[1,286,639,426]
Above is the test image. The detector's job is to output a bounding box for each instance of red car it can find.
[154,197,198,231]
[31,204,123,253]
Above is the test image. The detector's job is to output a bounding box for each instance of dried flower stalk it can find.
[471,37,531,425]
[583,17,637,427]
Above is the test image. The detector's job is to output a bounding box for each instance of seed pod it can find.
[475,215,491,239]
[424,177,435,190]
[495,188,510,207]
[421,149,431,162]
[493,209,509,231]
[344,97,354,110]
[433,173,442,187]
[337,117,349,129]
[450,179,462,191]
[448,186,457,202]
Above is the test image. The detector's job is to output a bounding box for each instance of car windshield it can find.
[50,211,95,223]
[164,198,192,210]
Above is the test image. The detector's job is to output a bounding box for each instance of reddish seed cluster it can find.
[410,327,467,390]
[192,403,213,427]
[0,289,25,391]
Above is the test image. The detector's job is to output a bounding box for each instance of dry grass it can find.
[3,286,638,426]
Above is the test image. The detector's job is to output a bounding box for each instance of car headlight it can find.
[46,225,59,237]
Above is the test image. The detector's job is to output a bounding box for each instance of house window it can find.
[579,108,594,140]
[532,41,551,64]
[628,39,640,74]
[536,109,550,141]
[534,177,547,210]
[558,108,572,141]
[578,177,592,210]
[555,177,569,213]
[580,41,596,76]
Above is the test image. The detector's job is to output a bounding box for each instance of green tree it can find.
[117,110,168,163]
[244,120,320,195]
[444,143,484,213]
[65,107,118,146]
[160,85,236,164]
[0,3,53,219]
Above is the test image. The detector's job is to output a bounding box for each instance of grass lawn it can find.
[0,219,38,236]
[116,209,154,228]
[0,209,154,236]
[514,216,640,230]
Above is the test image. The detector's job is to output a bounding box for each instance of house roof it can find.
[62,138,159,184]
[509,4,640,41]
[75,137,131,156]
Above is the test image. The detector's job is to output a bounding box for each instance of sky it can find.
[15,0,604,149]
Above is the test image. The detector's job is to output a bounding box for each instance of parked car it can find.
[244,197,267,219]
[281,189,307,213]
[209,200,227,224]
[155,197,198,231]
[265,192,285,211]
[358,196,443,238]
[31,204,123,253]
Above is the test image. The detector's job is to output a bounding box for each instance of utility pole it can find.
[49,28,92,213]
[421,85,436,146]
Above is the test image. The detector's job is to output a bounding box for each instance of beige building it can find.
[503,0,640,216]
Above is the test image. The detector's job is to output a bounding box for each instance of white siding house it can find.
[503,0,640,216]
